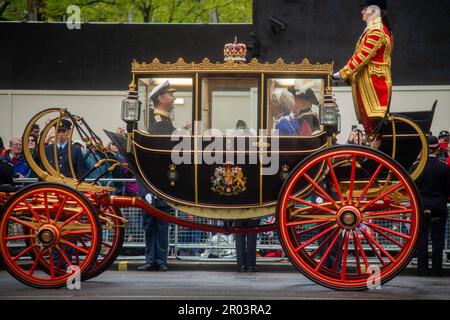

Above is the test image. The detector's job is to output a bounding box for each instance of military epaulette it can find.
[154,115,162,123]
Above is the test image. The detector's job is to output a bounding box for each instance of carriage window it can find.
[201,77,258,135]
[138,78,193,133]
[267,78,324,136]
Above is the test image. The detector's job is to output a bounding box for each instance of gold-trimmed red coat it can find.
[338,17,393,135]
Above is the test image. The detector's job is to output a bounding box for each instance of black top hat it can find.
[438,130,449,138]
[360,0,387,10]
[288,87,319,106]
[149,80,176,105]
[58,119,72,131]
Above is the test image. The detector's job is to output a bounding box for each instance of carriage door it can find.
[197,75,261,206]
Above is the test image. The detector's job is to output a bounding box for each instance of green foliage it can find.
[0,0,252,23]
[1,0,27,21]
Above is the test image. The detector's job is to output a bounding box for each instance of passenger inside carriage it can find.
[288,81,321,136]
[268,78,323,136]
[271,89,300,136]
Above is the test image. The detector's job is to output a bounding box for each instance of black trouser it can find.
[235,219,259,269]
[417,199,448,274]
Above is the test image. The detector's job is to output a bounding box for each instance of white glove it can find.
[145,193,153,204]
[332,72,341,80]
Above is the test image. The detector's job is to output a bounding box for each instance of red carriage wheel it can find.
[24,205,124,281]
[0,182,101,288]
[276,145,421,290]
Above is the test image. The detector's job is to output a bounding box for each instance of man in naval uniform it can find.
[138,80,177,272]
[44,119,86,179]
[333,0,393,138]
[147,80,177,135]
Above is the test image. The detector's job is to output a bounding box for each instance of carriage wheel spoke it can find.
[79,238,90,250]
[364,223,405,248]
[75,247,81,265]
[315,229,341,271]
[358,228,395,263]
[303,173,339,209]
[296,225,337,252]
[353,229,370,273]
[353,231,362,274]
[364,221,410,240]
[48,248,55,279]
[347,155,357,204]
[53,195,68,224]
[356,163,383,206]
[372,217,412,224]
[61,229,92,236]
[332,230,348,272]
[55,244,74,268]
[43,192,50,223]
[310,227,339,258]
[12,243,37,262]
[60,209,84,229]
[326,158,345,205]
[59,239,89,255]
[360,183,403,212]
[341,230,350,280]
[362,209,412,219]
[29,248,45,276]
[296,221,335,238]
[101,241,113,249]
[287,218,334,227]
[23,199,43,224]
[9,216,37,230]
[360,229,387,266]
[5,234,35,241]
[289,196,337,214]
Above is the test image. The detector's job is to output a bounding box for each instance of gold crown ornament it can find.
[224,37,247,62]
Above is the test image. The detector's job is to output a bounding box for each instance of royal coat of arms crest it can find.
[210,162,247,196]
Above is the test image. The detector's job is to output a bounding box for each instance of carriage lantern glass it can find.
[320,93,340,132]
[121,91,141,123]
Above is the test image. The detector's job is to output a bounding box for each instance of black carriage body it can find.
[113,58,334,216]
[133,131,328,208]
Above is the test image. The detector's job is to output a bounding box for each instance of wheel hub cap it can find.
[337,206,361,229]
[37,224,60,246]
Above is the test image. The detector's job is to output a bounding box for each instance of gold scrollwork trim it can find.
[132,58,334,74]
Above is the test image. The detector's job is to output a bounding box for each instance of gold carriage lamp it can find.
[121,90,141,124]
[121,90,140,152]
[320,92,341,135]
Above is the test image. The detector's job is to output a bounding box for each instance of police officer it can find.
[138,80,177,272]
[415,136,450,276]
[44,119,86,179]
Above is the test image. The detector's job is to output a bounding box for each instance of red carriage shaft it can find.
[97,195,276,235]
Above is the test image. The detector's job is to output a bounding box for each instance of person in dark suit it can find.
[0,156,14,185]
[44,119,86,179]
[415,136,450,277]
[138,80,177,272]
[235,218,260,272]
